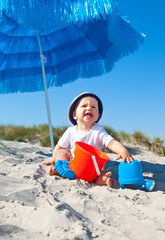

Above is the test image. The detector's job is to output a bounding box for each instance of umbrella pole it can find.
[36,31,54,152]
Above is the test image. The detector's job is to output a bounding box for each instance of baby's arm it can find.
[107,140,133,163]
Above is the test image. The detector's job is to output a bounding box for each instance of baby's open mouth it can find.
[85,112,93,118]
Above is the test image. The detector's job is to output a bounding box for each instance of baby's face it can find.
[73,96,100,126]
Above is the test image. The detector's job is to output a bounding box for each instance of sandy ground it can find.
[0,139,165,240]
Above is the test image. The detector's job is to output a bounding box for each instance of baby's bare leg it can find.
[49,149,71,176]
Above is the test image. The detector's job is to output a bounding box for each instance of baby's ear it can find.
[73,111,78,121]
[96,112,100,121]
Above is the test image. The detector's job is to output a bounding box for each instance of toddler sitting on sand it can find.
[43,92,133,187]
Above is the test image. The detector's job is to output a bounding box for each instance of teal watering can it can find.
[118,159,155,191]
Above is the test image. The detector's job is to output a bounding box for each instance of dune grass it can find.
[0,124,164,156]
[0,124,67,147]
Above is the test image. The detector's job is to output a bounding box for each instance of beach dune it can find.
[0,139,165,240]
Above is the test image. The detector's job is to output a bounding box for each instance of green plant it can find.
[39,134,60,147]
[132,131,151,149]
[151,138,165,156]
[53,126,67,138]
[0,125,38,143]
[0,125,164,157]
[103,125,120,141]
[37,125,67,147]
[118,131,131,143]
[37,124,49,135]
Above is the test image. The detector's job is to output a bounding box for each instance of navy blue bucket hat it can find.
[68,92,103,125]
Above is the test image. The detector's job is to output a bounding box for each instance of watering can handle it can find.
[92,155,101,176]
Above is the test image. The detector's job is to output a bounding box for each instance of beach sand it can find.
[0,139,165,240]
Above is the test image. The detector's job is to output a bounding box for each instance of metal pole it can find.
[36,31,54,152]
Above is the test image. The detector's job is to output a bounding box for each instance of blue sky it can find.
[0,0,165,142]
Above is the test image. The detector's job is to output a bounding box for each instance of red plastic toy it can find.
[69,142,109,182]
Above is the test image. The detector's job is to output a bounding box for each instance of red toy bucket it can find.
[69,142,109,182]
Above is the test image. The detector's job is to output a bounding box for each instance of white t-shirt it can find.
[58,123,114,153]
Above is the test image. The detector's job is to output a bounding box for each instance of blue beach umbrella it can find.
[0,0,144,151]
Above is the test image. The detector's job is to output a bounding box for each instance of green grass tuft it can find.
[103,125,120,141]
[0,124,164,157]
[132,131,151,149]
[151,138,165,156]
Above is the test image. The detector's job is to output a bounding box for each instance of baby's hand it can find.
[42,159,55,166]
[116,150,133,163]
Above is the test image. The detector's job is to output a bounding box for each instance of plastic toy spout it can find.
[144,180,155,191]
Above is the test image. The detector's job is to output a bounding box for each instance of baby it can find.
[43,92,133,187]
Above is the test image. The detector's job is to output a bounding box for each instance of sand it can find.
[0,139,165,240]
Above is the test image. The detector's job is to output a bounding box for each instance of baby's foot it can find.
[102,172,112,187]
[102,172,120,188]
[94,171,120,188]
[94,171,112,187]
[49,167,60,176]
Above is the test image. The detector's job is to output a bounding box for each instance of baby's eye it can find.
[92,106,96,108]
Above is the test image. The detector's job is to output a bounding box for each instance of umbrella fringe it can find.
[107,14,145,54]
[1,0,117,30]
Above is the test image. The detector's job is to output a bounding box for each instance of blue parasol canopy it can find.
[0,12,144,93]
